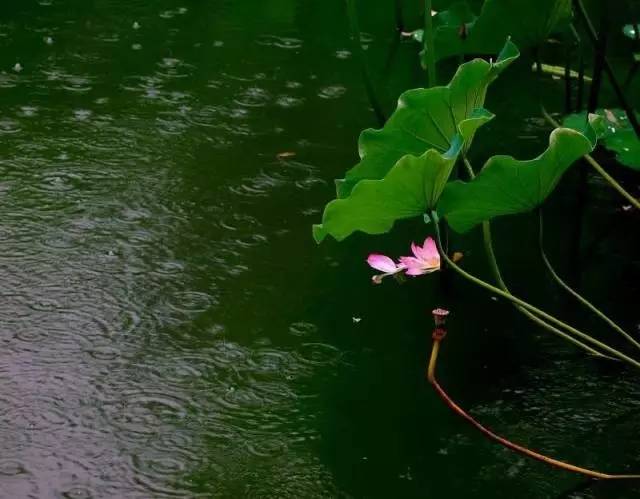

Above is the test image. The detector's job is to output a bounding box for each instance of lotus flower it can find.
[366,254,406,284]
[366,237,441,284]
[398,237,440,276]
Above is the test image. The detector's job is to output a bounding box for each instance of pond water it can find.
[0,0,639,498]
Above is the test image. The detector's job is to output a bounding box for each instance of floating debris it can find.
[276,151,296,159]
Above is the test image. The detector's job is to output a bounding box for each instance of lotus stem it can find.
[393,0,404,32]
[538,209,640,351]
[432,212,640,370]
[427,329,640,479]
[570,24,586,111]
[480,221,603,355]
[541,107,640,211]
[564,32,573,113]
[345,0,386,125]
[573,0,640,137]
[423,0,437,87]
[586,2,606,112]
[461,158,611,357]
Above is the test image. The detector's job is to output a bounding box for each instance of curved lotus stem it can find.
[461,157,615,361]
[540,106,640,211]
[431,213,640,370]
[427,325,640,480]
[538,209,640,352]
[481,220,611,359]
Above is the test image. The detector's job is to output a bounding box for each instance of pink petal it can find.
[411,242,424,260]
[421,237,440,263]
[398,256,421,268]
[367,254,397,273]
[405,266,428,276]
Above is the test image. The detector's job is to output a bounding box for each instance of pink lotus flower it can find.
[399,237,440,276]
[366,237,440,284]
[366,254,406,284]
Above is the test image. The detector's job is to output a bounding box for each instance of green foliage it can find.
[563,109,640,171]
[313,40,598,245]
[439,124,597,233]
[413,0,571,63]
[313,112,490,242]
[313,41,519,243]
[623,24,639,40]
[335,40,519,198]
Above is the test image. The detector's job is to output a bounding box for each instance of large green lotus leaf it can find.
[563,108,640,171]
[416,0,570,63]
[439,125,597,233]
[335,40,519,198]
[314,135,466,243]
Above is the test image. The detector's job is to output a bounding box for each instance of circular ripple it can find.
[129,449,194,497]
[275,95,303,108]
[245,438,287,458]
[105,392,193,442]
[0,396,75,431]
[220,387,265,410]
[60,486,95,499]
[318,85,346,99]
[0,119,21,134]
[294,343,341,366]
[288,321,318,337]
[166,291,217,314]
[0,459,27,476]
[255,35,302,49]
[233,87,271,107]
[86,344,120,361]
[38,171,83,192]
[248,349,292,374]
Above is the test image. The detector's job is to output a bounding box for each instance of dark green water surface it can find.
[0,1,639,498]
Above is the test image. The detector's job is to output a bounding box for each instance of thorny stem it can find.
[541,107,640,211]
[462,157,613,359]
[538,209,640,351]
[432,212,640,370]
